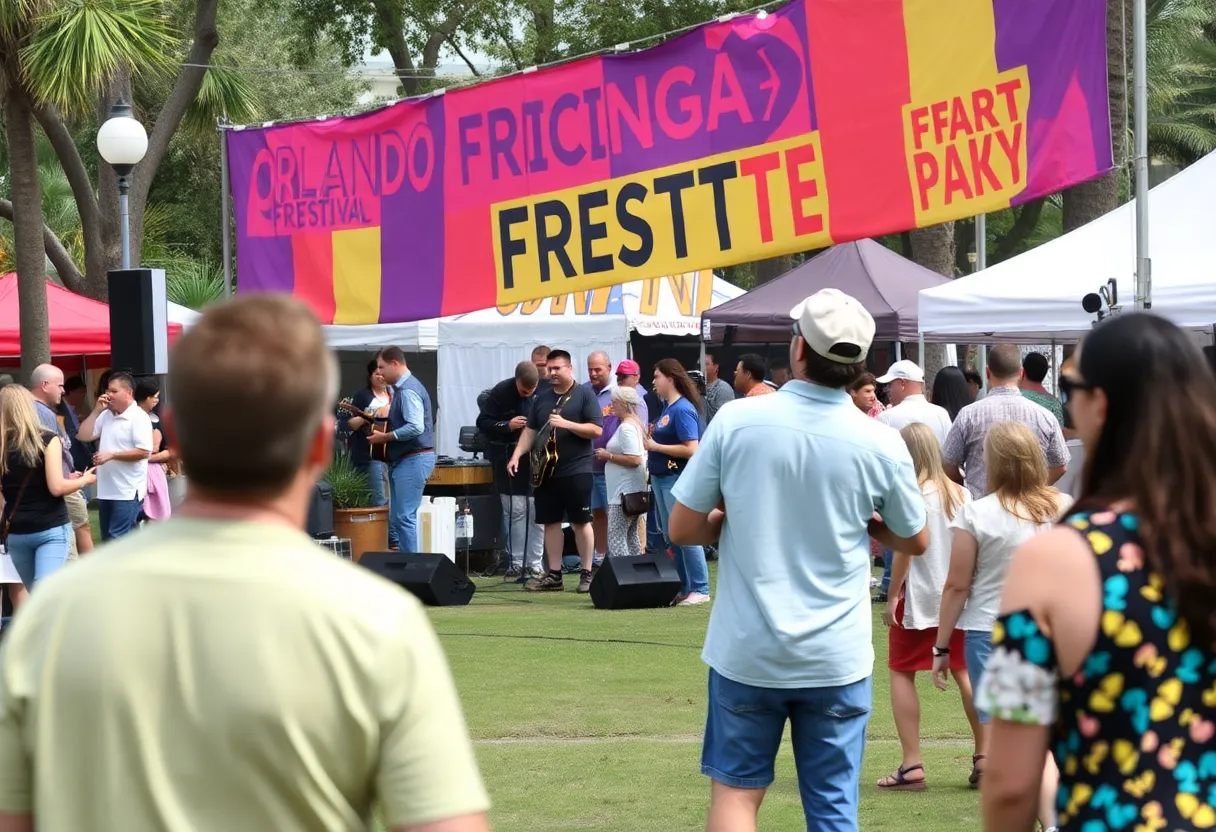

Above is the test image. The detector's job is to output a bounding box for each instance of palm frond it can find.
[20,0,179,112]
[184,65,259,132]
[161,258,224,309]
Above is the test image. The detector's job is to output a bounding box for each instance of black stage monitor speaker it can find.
[307,480,334,539]
[108,268,169,376]
[360,552,476,607]
[590,554,682,610]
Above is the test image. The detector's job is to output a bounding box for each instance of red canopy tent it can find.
[0,273,182,364]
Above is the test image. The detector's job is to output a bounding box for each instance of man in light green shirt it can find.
[0,295,490,832]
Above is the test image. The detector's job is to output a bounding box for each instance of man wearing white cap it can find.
[667,288,928,832]
[876,360,953,446]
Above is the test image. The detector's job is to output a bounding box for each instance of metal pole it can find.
[975,214,987,270]
[1132,0,1150,309]
[917,332,924,372]
[220,126,234,298]
[119,181,131,270]
[895,342,902,362]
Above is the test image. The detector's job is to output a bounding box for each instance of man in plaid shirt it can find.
[941,344,1069,499]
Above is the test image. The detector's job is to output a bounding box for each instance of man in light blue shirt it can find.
[670,289,928,832]
[370,347,435,553]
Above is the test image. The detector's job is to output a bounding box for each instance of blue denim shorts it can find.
[965,630,993,724]
[590,471,608,511]
[702,669,871,831]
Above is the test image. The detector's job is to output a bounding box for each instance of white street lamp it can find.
[97,100,148,270]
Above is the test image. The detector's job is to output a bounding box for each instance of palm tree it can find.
[1,0,176,374]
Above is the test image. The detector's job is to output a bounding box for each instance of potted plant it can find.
[325,451,389,562]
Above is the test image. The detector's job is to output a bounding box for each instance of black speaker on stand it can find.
[108,268,169,376]
[589,554,682,610]
[360,552,476,606]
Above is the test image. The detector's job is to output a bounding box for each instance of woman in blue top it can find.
[646,358,710,605]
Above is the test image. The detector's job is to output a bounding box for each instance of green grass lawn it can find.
[421,570,981,832]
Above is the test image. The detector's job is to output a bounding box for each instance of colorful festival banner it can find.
[226,0,1112,325]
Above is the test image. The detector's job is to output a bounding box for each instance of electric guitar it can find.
[338,399,391,462]
[529,393,571,489]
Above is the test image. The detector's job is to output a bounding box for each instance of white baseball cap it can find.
[876,360,925,384]
[789,289,875,365]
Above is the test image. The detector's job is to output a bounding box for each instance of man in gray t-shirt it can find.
[703,353,735,423]
[30,364,93,558]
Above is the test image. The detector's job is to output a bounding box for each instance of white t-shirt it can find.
[950,490,1074,632]
[902,481,970,629]
[95,406,154,501]
[604,421,647,502]
[877,395,952,447]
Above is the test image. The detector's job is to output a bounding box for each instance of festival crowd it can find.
[0,290,1211,832]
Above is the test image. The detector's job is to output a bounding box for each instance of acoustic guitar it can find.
[338,399,391,463]
[529,393,571,489]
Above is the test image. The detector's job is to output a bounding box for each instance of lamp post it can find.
[97,100,148,270]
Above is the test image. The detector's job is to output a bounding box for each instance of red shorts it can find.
[887,597,967,673]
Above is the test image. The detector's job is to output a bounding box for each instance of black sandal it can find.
[969,754,985,789]
[877,763,927,791]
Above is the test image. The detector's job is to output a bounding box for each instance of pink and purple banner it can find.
[226,0,1112,325]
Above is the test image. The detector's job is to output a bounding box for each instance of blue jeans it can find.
[357,460,396,547]
[703,670,871,831]
[590,472,608,511]
[965,630,994,724]
[645,499,665,554]
[650,474,710,596]
[98,498,143,541]
[881,549,893,593]
[7,522,71,589]
[389,452,435,553]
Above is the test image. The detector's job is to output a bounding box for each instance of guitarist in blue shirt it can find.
[368,347,435,554]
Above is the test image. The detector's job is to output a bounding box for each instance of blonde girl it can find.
[933,421,1070,819]
[0,386,95,591]
[878,423,981,791]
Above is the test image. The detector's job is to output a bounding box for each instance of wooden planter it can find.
[333,506,390,563]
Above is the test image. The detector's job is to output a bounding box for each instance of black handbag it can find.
[621,490,651,517]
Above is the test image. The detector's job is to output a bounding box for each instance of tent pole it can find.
[219,123,234,298]
[1133,0,1150,309]
[1050,338,1058,396]
[973,216,988,393]
[917,332,924,372]
[895,342,902,362]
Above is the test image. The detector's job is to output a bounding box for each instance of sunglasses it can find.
[1058,374,1094,405]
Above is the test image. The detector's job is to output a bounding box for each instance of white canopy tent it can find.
[435,272,741,456]
[167,302,439,351]
[919,151,1216,344]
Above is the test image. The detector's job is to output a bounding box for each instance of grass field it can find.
[425,569,983,832]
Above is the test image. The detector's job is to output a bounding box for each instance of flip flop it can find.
[877,763,927,791]
[969,754,986,789]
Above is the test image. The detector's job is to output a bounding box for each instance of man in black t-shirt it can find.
[477,361,542,579]
[508,349,602,593]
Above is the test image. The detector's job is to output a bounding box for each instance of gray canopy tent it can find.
[703,239,952,343]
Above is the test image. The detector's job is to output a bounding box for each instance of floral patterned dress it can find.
[977,510,1216,831]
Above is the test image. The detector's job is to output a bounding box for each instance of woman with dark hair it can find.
[646,359,710,605]
[342,360,394,539]
[849,372,884,417]
[134,379,173,521]
[930,366,975,422]
[978,314,1216,831]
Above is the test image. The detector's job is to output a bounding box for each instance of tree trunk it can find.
[754,254,792,286]
[1063,0,1130,232]
[908,222,956,387]
[4,88,51,378]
